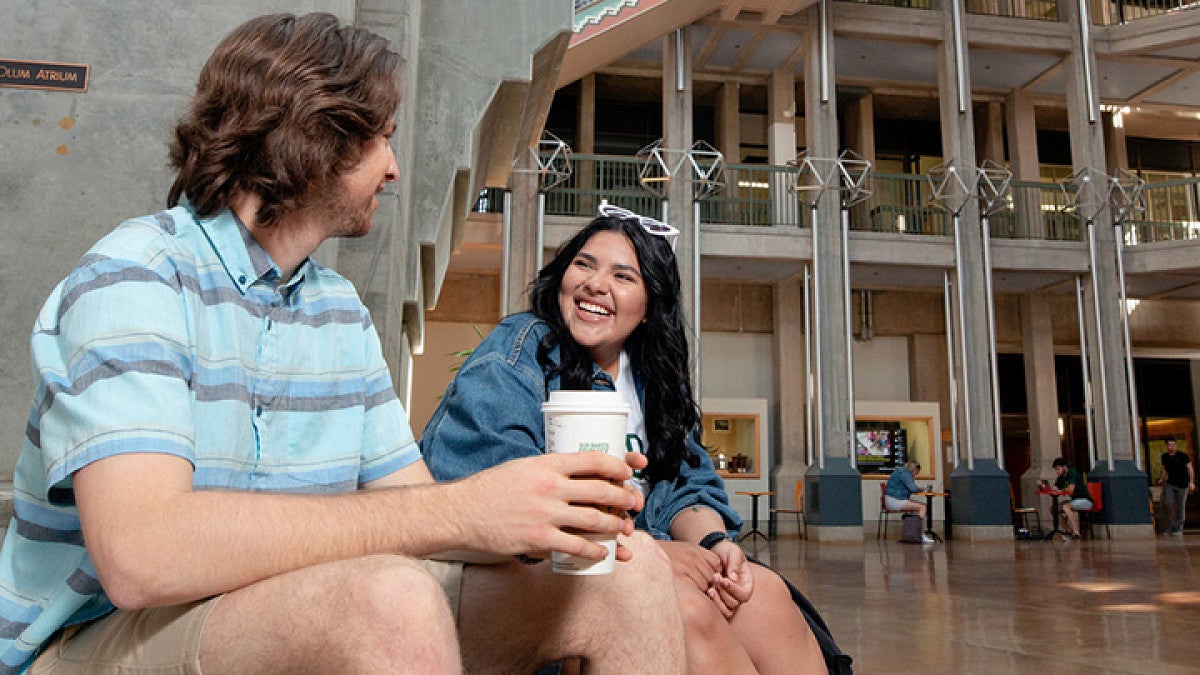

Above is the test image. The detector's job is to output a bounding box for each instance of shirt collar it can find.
[191,203,309,294]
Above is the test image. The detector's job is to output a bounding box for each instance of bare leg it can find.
[673,575,756,674]
[726,568,825,674]
[457,532,686,675]
[201,555,460,674]
[1061,504,1078,536]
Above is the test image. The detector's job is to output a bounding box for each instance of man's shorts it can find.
[29,559,464,674]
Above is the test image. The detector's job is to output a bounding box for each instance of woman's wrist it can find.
[698,531,729,550]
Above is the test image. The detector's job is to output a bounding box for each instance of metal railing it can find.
[1125,176,1200,243]
[1092,0,1200,24]
[481,155,1198,247]
[834,0,935,8]
[703,164,806,228]
[966,0,1061,19]
[850,173,949,235]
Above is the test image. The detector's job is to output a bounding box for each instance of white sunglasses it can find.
[598,203,679,250]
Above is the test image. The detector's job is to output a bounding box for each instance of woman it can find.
[883,461,934,544]
[421,209,845,673]
[1052,457,1092,539]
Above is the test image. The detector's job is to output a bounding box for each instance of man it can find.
[1051,457,1091,539]
[0,14,685,674]
[1159,438,1195,536]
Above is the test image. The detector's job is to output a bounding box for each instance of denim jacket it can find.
[420,312,742,539]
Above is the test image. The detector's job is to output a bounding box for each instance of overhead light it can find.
[736,180,770,189]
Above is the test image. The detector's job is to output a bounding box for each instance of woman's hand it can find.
[706,538,754,617]
[657,540,724,593]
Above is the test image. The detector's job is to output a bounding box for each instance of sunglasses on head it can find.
[598,203,679,250]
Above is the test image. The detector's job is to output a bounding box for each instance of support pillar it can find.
[577,74,597,215]
[1005,89,1042,238]
[502,153,541,315]
[940,0,1012,541]
[801,3,863,541]
[716,82,741,164]
[1021,292,1060,525]
[1062,0,1151,537]
[1102,109,1129,174]
[663,28,700,385]
[845,92,876,165]
[769,68,799,227]
[774,273,809,538]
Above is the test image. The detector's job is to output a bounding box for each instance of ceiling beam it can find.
[1129,62,1200,105]
[731,29,769,71]
[1020,58,1064,92]
[721,0,749,21]
[696,25,727,69]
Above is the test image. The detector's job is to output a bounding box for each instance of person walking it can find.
[1159,438,1195,536]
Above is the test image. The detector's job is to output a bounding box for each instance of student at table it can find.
[884,461,935,544]
[1052,457,1092,539]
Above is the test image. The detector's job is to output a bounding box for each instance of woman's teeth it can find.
[579,301,611,316]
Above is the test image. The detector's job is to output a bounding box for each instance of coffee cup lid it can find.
[542,390,630,415]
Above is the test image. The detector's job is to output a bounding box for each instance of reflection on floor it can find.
[752,535,1200,674]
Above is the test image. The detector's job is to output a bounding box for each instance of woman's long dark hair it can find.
[529,216,700,485]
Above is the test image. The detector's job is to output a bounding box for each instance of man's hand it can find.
[449,451,644,561]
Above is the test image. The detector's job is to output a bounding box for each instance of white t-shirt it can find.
[614,350,650,496]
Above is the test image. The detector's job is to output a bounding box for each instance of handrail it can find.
[475,155,1198,246]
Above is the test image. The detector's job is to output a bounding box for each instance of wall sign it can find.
[0,59,89,92]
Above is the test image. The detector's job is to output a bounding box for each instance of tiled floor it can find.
[754,534,1200,674]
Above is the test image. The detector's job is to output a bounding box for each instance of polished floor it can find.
[753,534,1200,674]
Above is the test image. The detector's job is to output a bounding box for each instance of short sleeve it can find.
[357,318,421,484]
[30,255,196,499]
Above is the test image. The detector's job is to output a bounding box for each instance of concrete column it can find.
[1021,292,1060,524]
[774,273,809,538]
[977,101,1005,164]
[769,68,799,228]
[1005,89,1043,238]
[768,68,798,166]
[801,4,862,540]
[716,81,741,164]
[1102,110,1129,173]
[663,28,700,385]
[577,74,596,216]
[845,92,876,165]
[1061,0,1151,537]
[503,153,541,315]
[939,0,1012,541]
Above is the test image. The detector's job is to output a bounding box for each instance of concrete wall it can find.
[0,1,350,481]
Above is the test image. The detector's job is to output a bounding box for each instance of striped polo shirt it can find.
[0,204,420,672]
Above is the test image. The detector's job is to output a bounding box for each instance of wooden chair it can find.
[1010,484,1041,538]
[877,482,904,540]
[770,480,807,540]
[1080,481,1111,540]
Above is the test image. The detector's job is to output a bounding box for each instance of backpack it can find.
[900,513,924,543]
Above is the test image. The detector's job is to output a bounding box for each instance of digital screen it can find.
[856,430,892,465]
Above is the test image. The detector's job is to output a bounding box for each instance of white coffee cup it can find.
[542,390,630,575]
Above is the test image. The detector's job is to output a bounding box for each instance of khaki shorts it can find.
[29,559,464,674]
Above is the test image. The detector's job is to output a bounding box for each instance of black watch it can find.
[699,531,729,550]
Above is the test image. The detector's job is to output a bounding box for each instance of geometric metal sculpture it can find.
[1108,167,1146,224]
[790,149,873,208]
[635,139,725,200]
[976,159,1013,216]
[1060,166,1112,223]
[928,158,978,216]
[512,130,573,191]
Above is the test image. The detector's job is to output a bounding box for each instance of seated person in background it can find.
[0,14,688,674]
[885,461,935,544]
[1052,457,1092,539]
[421,211,847,674]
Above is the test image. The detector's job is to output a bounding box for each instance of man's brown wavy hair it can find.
[168,13,402,226]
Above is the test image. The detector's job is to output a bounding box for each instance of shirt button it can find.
[238,275,247,284]
[256,405,263,417]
